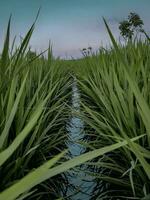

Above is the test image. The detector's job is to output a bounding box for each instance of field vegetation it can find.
[0,15,150,200]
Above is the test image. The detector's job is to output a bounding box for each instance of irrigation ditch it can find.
[65,79,96,199]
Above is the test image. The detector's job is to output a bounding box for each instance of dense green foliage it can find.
[73,26,150,199]
[0,18,72,199]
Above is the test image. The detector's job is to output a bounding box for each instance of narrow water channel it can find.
[66,80,96,200]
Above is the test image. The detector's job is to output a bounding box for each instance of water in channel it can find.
[65,80,96,200]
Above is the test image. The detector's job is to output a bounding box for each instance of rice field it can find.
[0,18,150,200]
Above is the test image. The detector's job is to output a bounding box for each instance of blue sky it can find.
[0,0,150,58]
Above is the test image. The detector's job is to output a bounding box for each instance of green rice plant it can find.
[74,21,150,199]
[0,18,72,199]
[0,134,143,200]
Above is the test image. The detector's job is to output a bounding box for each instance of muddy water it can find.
[65,81,96,200]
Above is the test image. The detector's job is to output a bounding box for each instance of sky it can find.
[0,0,150,58]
